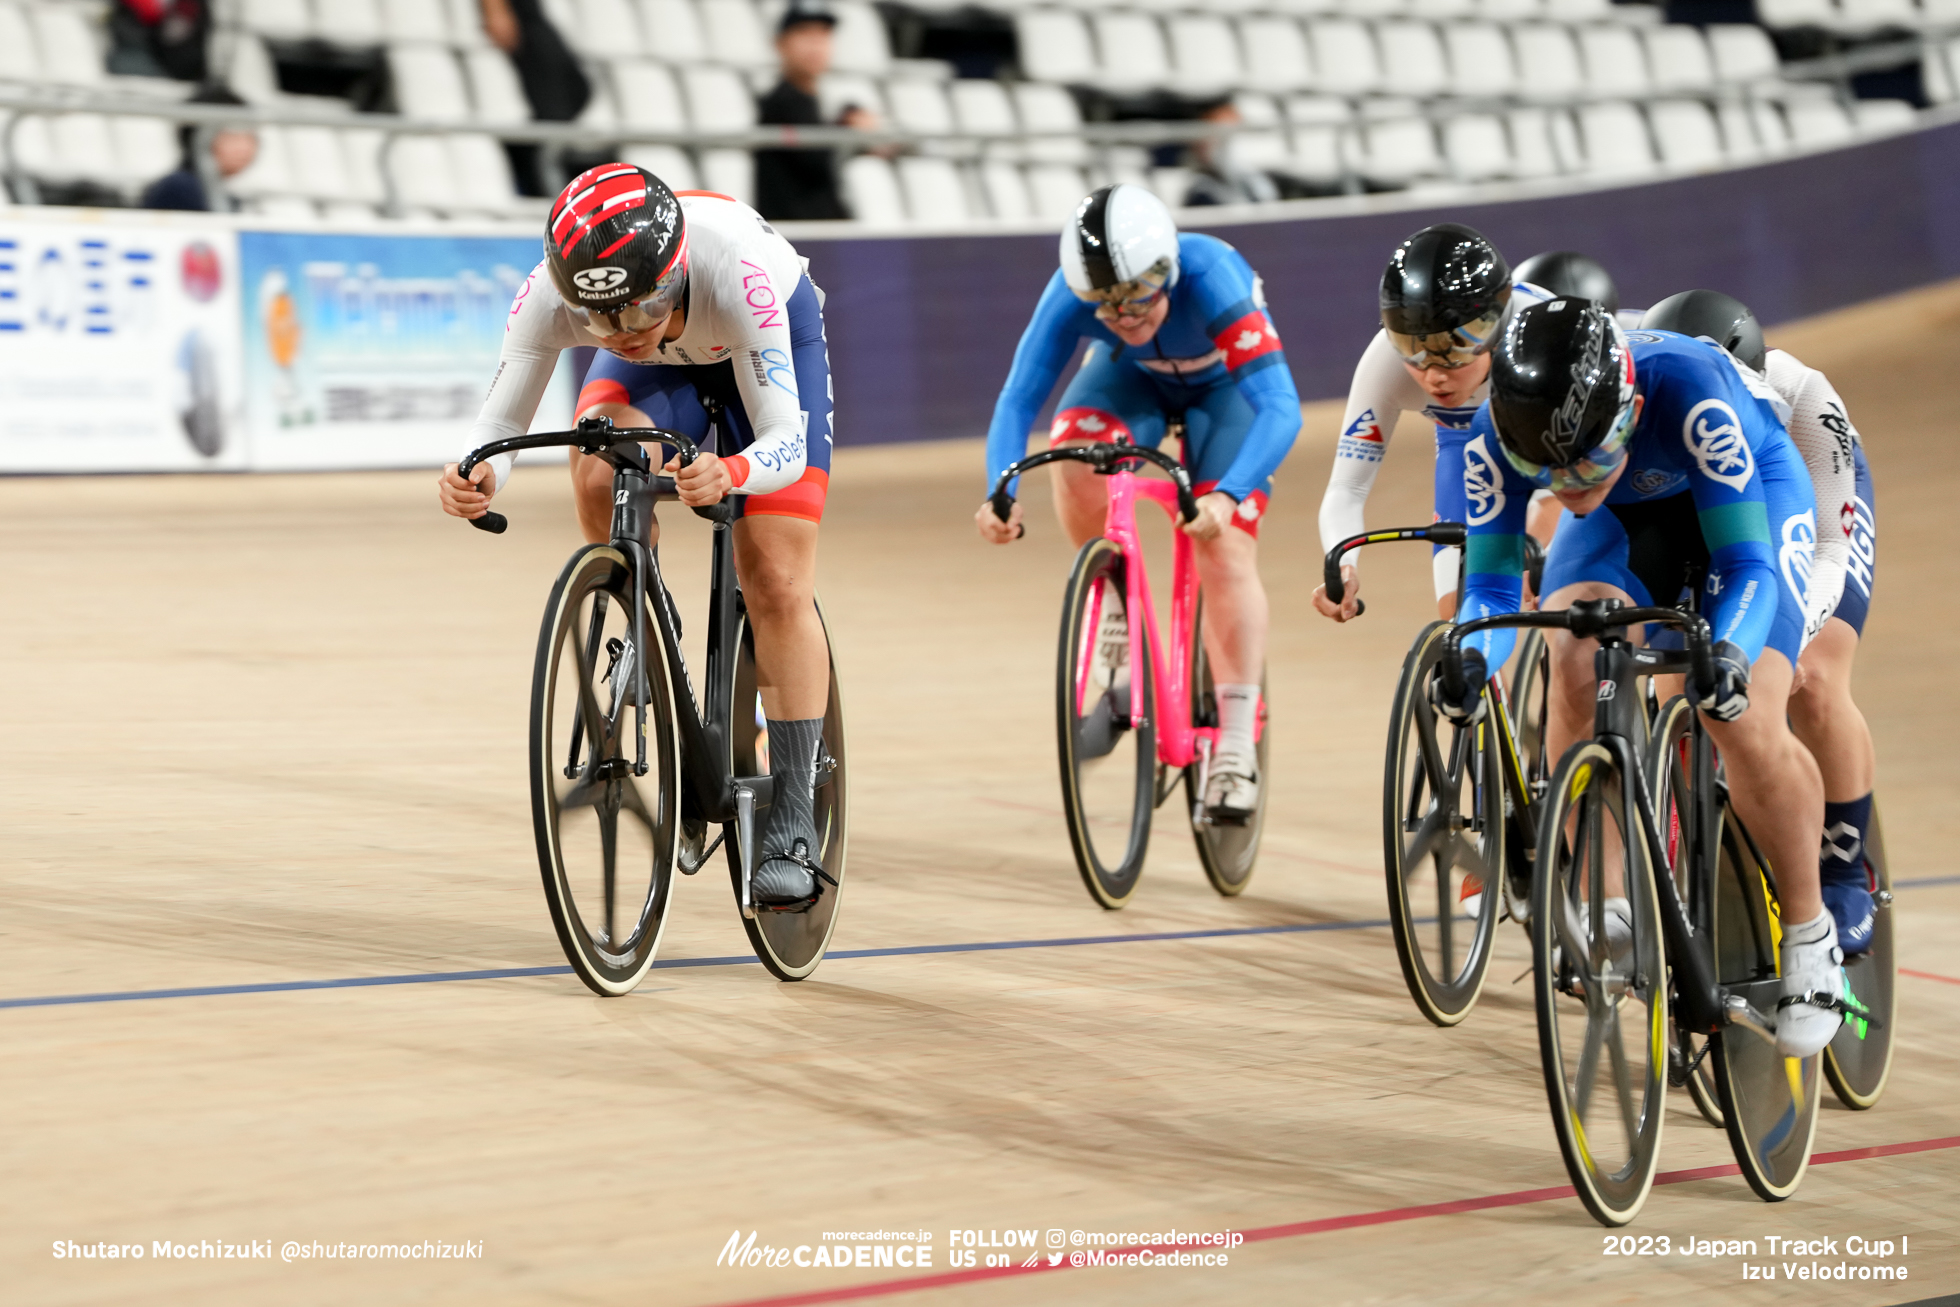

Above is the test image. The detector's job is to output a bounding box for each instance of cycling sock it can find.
[1215,684,1259,764]
[1820,793,1873,879]
[1783,909,1833,949]
[763,717,824,853]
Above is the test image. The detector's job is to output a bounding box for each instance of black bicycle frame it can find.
[1441,600,1739,1035]
[989,437,1202,524]
[459,413,764,831]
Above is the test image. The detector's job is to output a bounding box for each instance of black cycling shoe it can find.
[752,838,834,913]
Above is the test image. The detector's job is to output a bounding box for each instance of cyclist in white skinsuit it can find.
[1314,225,1553,622]
[436,166,838,910]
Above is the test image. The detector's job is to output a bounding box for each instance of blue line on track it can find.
[0,918,1392,1012]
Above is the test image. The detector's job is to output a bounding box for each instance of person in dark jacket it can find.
[139,83,256,211]
[754,0,880,221]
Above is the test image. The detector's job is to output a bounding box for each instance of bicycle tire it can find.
[1530,739,1668,1227]
[1708,813,1822,1202]
[1824,803,1896,1109]
[1647,695,1725,1129]
[723,599,849,982]
[1057,537,1155,909]
[530,544,683,997]
[1382,621,1505,1026]
[1501,628,1552,920]
[1188,598,1266,897]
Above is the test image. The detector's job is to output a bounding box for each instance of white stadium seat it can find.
[251,195,320,220]
[1510,25,1585,101]
[1707,24,1782,82]
[569,0,647,57]
[623,144,699,191]
[241,0,315,41]
[1237,16,1314,94]
[1169,14,1243,96]
[830,0,893,76]
[386,134,459,211]
[978,160,1034,219]
[951,78,1018,142]
[447,133,525,213]
[111,116,179,186]
[1342,0,1409,17]
[817,72,886,122]
[842,153,905,223]
[1479,0,1545,18]
[34,5,107,86]
[0,4,34,80]
[1376,21,1449,98]
[388,44,472,121]
[682,65,758,129]
[1284,96,1350,184]
[1544,0,1617,20]
[1576,100,1656,174]
[1506,107,1568,176]
[699,148,754,203]
[228,124,296,197]
[1443,114,1512,181]
[1642,25,1716,92]
[1226,93,1293,172]
[699,0,772,67]
[1833,0,1919,29]
[1092,12,1172,92]
[316,0,386,45]
[640,0,709,61]
[1015,10,1098,84]
[383,0,452,42]
[282,125,355,199]
[886,78,956,135]
[462,47,532,124]
[1577,26,1652,96]
[46,114,119,185]
[897,156,973,223]
[1361,115,1445,186]
[1757,0,1838,26]
[1025,162,1091,221]
[1750,99,1793,151]
[612,60,688,129]
[1783,97,1857,146]
[1854,98,1917,132]
[1012,82,1089,163]
[1444,24,1518,98]
[1647,99,1725,168]
[1415,0,1478,19]
[1306,20,1383,96]
[445,0,491,46]
[337,127,390,203]
[1713,101,1763,158]
[223,34,283,103]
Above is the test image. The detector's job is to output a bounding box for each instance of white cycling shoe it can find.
[1600,896,1634,974]
[1776,909,1848,1058]
[1204,751,1259,821]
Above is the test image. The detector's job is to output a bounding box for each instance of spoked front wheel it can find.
[1825,802,1896,1109]
[724,600,849,982]
[1531,740,1669,1227]
[1188,598,1266,896]
[1057,537,1156,909]
[531,545,683,997]
[1648,696,1724,1128]
[1382,621,1505,1026]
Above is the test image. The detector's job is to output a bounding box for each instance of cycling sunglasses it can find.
[1498,397,1638,494]
[571,258,687,340]
[1386,305,1506,371]
[1073,258,1174,323]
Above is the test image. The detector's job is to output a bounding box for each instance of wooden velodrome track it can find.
[5,282,1960,1307]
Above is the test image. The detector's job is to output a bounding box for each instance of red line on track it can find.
[1902,967,1960,986]
[697,1136,1960,1307]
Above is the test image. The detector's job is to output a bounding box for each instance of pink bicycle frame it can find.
[1075,465,1262,772]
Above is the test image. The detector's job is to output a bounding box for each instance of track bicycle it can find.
[1321,524,1551,1027]
[1438,598,1878,1225]
[989,430,1268,908]
[458,413,848,993]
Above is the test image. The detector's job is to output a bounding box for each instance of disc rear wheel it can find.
[1824,803,1896,1109]
[1188,599,1266,896]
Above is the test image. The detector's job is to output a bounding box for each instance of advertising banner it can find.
[238,230,571,471]
[0,213,246,473]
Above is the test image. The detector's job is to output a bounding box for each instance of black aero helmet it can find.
[1489,298,1638,492]
[1640,289,1765,373]
[546,163,688,336]
[1380,223,1511,369]
[1513,251,1620,314]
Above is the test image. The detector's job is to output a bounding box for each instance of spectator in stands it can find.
[755,0,883,221]
[479,0,593,195]
[140,84,257,212]
[1183,101,1279,209]
[109,0,210,81]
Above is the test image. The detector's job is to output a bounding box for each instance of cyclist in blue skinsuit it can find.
[974,184,1302,817]
[1441,299,1849,1060]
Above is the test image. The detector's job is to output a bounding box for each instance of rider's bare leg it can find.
[1048,443,1111,546]
[1702,650,1824,921]
[1788,618,1875,802]
[1192,524,1265,687]
[732,514,828,720]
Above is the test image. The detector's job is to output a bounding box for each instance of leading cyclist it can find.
[975,184,1302,819]
[435,165,836,911]
[1447,298,1849,1058]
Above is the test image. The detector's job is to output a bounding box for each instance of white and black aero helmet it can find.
[1060,184,1180,304]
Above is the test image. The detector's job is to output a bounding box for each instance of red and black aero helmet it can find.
[545,163,687,333]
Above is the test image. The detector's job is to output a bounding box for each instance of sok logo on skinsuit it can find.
[1779,508,1815,608]
[1463,433,1506,526]
[1682,398,1754,492]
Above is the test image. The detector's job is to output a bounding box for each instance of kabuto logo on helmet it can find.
[572,267,631,294]
[1543,317,1607,461]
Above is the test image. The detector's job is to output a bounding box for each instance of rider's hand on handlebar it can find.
[975,497,1024,544]
[1431,647,1488,725]
[438,460,496,519]
[1177,490,1238,542]
[1692,639,1752,723]
[1312,566,1361,622]
[665,450,733,507]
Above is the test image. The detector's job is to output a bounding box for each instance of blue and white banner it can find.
[0,213,246,472]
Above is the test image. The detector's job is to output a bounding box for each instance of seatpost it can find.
[611,456,656,776]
